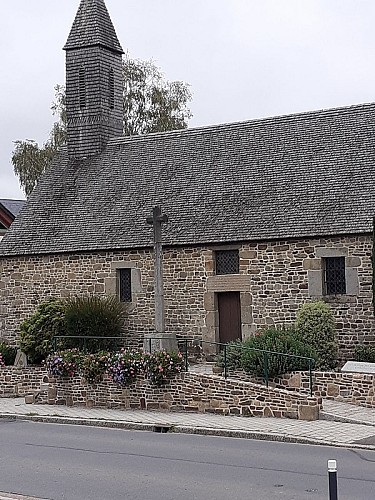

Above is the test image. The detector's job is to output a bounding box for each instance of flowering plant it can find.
[106,349,143,386]
[45,349,81,377]
[143,350,184,386]
[79,351,109,384]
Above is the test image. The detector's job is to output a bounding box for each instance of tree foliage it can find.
[12,58,192,196]
[123,57,192,135]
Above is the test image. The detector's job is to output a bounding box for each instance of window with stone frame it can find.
[118,268,132,302]
[215,249,240,275]
[323,256,346,295]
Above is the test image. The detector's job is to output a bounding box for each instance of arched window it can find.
[79,67,86,109]
[108,68,115,109]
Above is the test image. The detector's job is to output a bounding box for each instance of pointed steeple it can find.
[64,0,124,159]
[64,0,124,54]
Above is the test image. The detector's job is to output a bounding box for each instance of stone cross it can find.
[146,206,168,333]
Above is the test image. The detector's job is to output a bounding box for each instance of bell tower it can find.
[64,0,124,159]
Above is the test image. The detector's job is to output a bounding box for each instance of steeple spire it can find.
[64,0,124,159]
[64,0,123,54]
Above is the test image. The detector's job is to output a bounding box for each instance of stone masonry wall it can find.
[35,372,320,420]
[228,369,375,409]
[0,367,47,397]
[0,234,374,358]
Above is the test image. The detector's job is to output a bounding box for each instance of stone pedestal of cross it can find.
[145,206,177,353]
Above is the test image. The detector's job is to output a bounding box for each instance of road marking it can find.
[0,493,50,500]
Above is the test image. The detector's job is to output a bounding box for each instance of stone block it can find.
[48,387,57,400]
[263,406,274,417]
[25,394,35,404]
[298,404,319,421]
[288,373,301,388]
[327,383,340,397]
[308,270,323,296]
[303,259,321,270]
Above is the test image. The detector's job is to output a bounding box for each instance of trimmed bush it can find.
[295,301,338,370]
[0,342,17,366]
[240,327,316,378]
[19,298,66,364]
[354,345,375,363]
[63,295,125,352]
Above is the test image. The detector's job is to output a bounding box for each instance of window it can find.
[79,67,86,109]
[215,250,239,275]
[323,257,346,295]
[118,268,132,302]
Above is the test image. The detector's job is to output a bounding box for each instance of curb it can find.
[1,412,375,451]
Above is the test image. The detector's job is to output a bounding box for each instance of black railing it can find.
[176,338,315,397]
[52,335,127,353]
[51,335,315,397]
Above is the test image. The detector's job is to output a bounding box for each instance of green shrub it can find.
[63,295,125,352]
[240,327,316,378]
[19,298,66,364]
[216,340,243,370]
[354,345,375,363]
[0,342,17,366]
[295,301,338,370]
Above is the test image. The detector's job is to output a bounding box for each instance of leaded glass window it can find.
[118,268,132,302]
[324,257,346,295]
[215,250,239,275]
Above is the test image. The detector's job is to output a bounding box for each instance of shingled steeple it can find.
[64,0,124,159]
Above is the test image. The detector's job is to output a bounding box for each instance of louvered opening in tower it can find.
[79,67,86,109]
[109,68,115,109]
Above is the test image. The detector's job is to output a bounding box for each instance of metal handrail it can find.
[175,337,315,397]
[51,335,315,397]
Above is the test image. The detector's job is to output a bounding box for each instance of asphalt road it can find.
[0,419,374,500]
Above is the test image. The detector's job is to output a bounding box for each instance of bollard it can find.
[328,459,338,500]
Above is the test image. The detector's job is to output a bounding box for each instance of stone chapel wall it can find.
[0,234,374,358]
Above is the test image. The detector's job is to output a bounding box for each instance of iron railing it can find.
[51,335,315,396]
[176,338,315,397]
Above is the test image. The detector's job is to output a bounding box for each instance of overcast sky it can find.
[2,0,375,200]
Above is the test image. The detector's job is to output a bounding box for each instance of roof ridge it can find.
[108,101,375,145]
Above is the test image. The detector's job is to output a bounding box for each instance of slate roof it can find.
[1,102,375,257]
[0,199,26,218]
[64,0,123,54]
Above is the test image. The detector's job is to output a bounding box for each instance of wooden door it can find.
[218,292,242,344]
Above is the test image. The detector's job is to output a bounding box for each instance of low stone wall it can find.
[0,367,47,397]
[292,371,375,409]
[34,372,320,420]
[226,369,375,409]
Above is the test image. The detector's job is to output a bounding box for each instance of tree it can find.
[12,58,192,196]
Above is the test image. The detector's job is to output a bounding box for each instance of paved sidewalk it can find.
[322,399,375,427]
[0,398,375,450]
